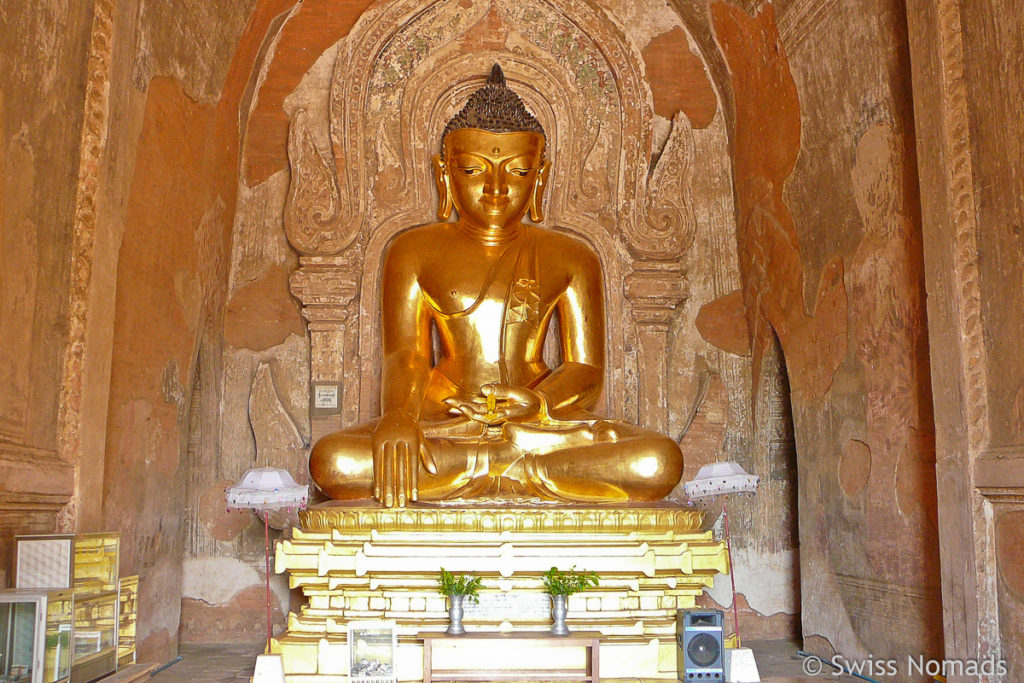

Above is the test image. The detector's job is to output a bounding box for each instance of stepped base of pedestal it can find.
[273,503,728,681]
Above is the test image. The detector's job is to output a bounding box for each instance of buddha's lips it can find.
[481,196,510,210]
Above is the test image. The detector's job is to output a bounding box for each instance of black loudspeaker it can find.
[676,609,725,681]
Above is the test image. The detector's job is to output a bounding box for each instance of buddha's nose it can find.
[484,166,508,197]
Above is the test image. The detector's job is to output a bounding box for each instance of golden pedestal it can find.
[273,504,728,682]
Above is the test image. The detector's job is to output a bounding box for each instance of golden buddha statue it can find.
[310,65,682,507]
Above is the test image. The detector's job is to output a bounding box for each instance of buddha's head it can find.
[434,64,551,229]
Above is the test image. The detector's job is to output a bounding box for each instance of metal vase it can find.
[550,594,570,636]
[446,594,466,635]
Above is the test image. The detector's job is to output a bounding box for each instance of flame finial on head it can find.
[487,62,505,87]
[441,63,546,151]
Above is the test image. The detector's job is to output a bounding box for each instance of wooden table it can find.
[422,632,600,682]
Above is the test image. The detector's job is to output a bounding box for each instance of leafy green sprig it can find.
[542,566,599,596]
[438,568,483,603]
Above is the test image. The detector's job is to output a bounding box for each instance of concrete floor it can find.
[148,640,858,682]
[150,643,261,682]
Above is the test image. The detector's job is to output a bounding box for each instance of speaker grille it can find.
[686,632,721,668]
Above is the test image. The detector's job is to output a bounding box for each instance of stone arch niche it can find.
[284,0,723,439]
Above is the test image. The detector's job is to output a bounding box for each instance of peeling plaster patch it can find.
[160,359,184,405]
[249,362,305,469]
[136,557,183,657]
[597,0,684,52]
[838,438,871,498]
[182,558,290,633]
[173,268,202,329]
[243,0,376,186]
[269,570,290,615]
[182,556,260,605]
[670,372,730,504]
[706,546,798,616]
[219,333,311,473]
[894,435,937,525]
[134,1,261,104]
[282,41,340,152]
[695,290,750,356]
[224,265,304,351]
[651,115,672,160]
[997,512,1024,599]
[181,584,282,644]
[228,172,294,295]
[1012,382,1024,442]
[996,509,1024,570]
[641,26,718,128]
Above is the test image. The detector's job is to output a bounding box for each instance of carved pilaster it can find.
[625,264,688,434]
[56,0,115,531]
[290,258,361,439]
[934,0,988,455]
[906,0,996,663]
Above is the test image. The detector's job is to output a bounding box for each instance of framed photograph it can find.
[347,620,397,683]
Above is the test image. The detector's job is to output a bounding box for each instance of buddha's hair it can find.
[441,64,546,152]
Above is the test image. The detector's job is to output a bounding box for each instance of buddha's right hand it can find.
[445,384,549,425]
[371,412,437,507]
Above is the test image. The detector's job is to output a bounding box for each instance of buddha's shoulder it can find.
[536,227,599,264]
[386,223,451,254]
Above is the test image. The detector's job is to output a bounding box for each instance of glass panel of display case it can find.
[70,595,116,683]
[71,536,118,596]
[43,594,71,683]
[116,576,137,667]
[0,599,38,683]
[72,598,116,657]
[0,590,72,683]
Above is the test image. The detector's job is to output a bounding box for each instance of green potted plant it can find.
[542,566,599,635]
[437,569,482,635]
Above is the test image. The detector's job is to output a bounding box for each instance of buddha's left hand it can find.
[445,383,547,425]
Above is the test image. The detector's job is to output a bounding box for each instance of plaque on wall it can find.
[463,593,551,622]
[310,382,342,418]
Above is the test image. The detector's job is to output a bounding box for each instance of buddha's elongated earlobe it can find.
[529,160,551,223]
[432,154,454,220]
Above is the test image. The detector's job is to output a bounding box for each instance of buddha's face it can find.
[440,129,546,231]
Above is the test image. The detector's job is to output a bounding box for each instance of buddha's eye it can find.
[459,166,483,176]
[508,168,531,177]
